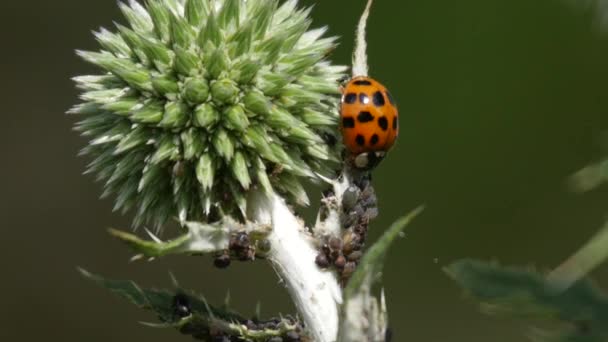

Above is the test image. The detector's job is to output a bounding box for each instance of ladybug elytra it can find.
[339,76,398,168]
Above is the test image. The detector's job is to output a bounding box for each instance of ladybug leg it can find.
[352,151,386,170]
[337,75,350,88]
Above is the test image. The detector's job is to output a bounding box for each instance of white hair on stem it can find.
[352,0,374,77]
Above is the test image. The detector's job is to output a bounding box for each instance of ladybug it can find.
[339,76,399,169]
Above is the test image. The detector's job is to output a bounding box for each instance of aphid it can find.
[334,255,346,269]
[315,252,330,268]
[172,293,192,318]
[346,250,363,262]
[213,251,231,269]
[340,76,399,164]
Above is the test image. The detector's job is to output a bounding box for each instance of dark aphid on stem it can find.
[213,251,231,269]
[172,293,192,318]
[334,255,346,269]
[315,252,330,268]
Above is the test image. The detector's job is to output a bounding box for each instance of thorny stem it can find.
[248,189,343,342]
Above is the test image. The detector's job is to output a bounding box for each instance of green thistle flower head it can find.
[70,0,346,228]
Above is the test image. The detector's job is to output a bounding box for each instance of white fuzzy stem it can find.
[352,0,374,77]
[248,190,343,342]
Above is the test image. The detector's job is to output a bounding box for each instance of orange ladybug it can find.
[340,76,398,168]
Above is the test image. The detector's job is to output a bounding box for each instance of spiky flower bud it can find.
[70,0,345,228]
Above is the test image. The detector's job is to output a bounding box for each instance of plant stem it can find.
[248,190,343,342]
[547,223,608,291]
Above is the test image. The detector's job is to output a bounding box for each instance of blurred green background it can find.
[3,0,608,341]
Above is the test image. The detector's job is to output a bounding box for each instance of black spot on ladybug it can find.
[372,91,385,107]
[353,79,372,86]
[393,117,398,130]
[343,93,357,104]
[370,134,379,145]
[378,116,388,131]
[357,111,374,123]
[355,135,365,146]
[342,117,355,128]
[359,93,370,104]
[385,90,395,105]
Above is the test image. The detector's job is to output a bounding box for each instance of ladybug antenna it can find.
[352,0,374,77]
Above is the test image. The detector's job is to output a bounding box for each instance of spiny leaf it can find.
[346,207,425,297]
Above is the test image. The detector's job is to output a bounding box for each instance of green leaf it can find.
[79,268,148,306]
[137,34,172,70]
[256,71,291,96]
[266,106,295,130]
[299,108,337,127]
[228,178,247,216]
[150,134,180,164]
[182,77,209,104]
[107,228,192,257]
[285,122,323,145]
[109,216,270,257]
[198,10,221,48]
[231,151,251,189]
[297,75,341,95]
[185,0,210,27]
[258,33,287,65]
[196,153,215,190]
[173,46,199,76]
[243,89,272,116]
[169,12,195,47]
[232,58,261,84]
[79,268,300,341]
[229,22,253,57]
[152,74,179,95]
[115,125,148,154]
[339,207,424,342]
[212,128,235,162]
[181,128,206,160]
[118,1,153,34]
[346,207,424,296]
[218,0,240,28]
[243,126,278,163]
[445,259,608,339]
[305,143,331,161]
[276,174,309,206]
[207,48,230,79]
[253,157,272,194]
[77,51,153,92]
[160,101,189,128]
[131,99,164,124]
[210,78,239,104]
[147,0,171,42]
[277,8,311,53]
[224,105,249,132]
[115,24,150,65]
[94,28,131,57]
[249,0,277,40]
[193,103,219,128]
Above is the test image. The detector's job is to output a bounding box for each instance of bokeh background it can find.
[3,0,608,341]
